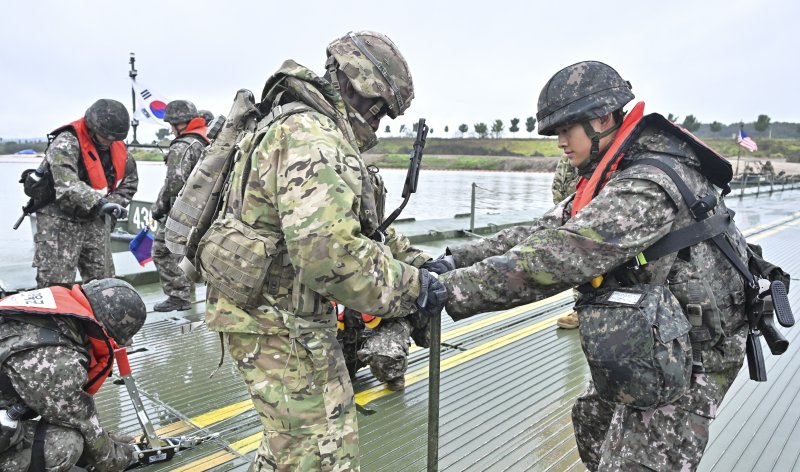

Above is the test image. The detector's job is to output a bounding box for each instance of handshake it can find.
[416,254,456,318]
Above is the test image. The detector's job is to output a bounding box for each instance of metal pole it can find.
[129,53,140,144]
[427,312,441,472]
[734,148,741,177]
[470,183,476,232]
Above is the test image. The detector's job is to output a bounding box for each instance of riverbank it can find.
[363,153,800,174]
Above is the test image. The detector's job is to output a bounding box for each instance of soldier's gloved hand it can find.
[421,253,456,275]
[417,268,448,318]
[100,200,128,219]
[150,204,165,221]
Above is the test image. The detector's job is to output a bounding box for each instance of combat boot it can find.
[386,377,405,391]
[153,297,191,312]
[556,311,579,329]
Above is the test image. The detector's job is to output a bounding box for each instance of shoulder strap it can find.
[632,158,756,287]
[231,100,312,220]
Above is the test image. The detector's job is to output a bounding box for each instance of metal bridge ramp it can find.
[92,196,800,472]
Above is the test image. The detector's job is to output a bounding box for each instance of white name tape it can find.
[607,291,643,305]
[0,289,57,309]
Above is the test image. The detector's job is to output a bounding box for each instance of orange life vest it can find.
[572,101,646,217]
[0,285,118,395]
[331,301,381,330]
[51,118,128,192]
[179,117,211,145]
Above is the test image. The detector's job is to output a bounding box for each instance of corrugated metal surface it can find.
[699,219,800,472]
[90,191,800,472]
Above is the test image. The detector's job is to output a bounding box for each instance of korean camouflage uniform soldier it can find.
[551,155,581,329]
[551,154,580,205]
[203,31,446,471]
[439,61,751,471]
[0,279,146,472]
[34,99,138,288]
[151,100,210,312]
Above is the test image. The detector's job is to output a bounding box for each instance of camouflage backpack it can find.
[164,90,260,280]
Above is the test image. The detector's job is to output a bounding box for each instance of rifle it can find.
[13,199,36,230]
[744,278,794,381]
[371,118,428,241]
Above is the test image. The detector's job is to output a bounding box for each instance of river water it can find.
[0,156,558,266]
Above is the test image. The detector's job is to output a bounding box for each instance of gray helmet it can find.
[85,99,130,141]
[82,278,146,345]
[536,61,634,136]
[198,109,214,126]
[164,100,198,124]
[326,31,413,119]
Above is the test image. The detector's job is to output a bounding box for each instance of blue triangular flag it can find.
[129,227,154,266]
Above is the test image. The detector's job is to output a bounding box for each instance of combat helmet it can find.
[326,31,413,119]
[536,61,634,136]
[85,99,130,141]
[198,109,214,126]
[82,278,146,345]
[164,100,199,125]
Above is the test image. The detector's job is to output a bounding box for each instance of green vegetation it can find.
[130,148,165,161]
[370,137,561,157]
[364,153,559,172]
[368,136,800,168]
[0,141,47,154]
[755,114,771,132]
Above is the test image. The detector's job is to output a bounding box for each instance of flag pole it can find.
[735,124,742,178]
[129,53,139,144]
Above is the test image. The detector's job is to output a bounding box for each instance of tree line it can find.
[383,114,800,139]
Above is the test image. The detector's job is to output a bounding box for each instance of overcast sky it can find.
[1,0,797,141]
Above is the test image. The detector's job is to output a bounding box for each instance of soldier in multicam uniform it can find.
[0,278,147,471]
[151,100,210,312]
[340,170,453,392]
[204,31,447,471]
[438,61,750,471]
[552,153,581,329]
[34,99,138,288]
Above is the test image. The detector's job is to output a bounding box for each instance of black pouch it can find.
[21,161,56,208]
[576,284,692,409]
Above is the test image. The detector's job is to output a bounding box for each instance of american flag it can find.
[737,129,758,152]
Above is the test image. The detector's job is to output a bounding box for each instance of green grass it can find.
[371,137,561,157]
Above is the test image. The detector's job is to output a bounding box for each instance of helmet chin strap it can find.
[581,119,621,160]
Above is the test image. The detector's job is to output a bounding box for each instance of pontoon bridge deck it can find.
[92,188,800,472]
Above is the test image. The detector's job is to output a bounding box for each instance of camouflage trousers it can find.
[0,420,84,472]
[356,318,412,383]
[572,365,741,471]
[33,213,114,288]
[152,223,192,302]
[226,330,359,472]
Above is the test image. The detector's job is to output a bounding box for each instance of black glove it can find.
[150,205,165,221]
[421,253,456,275]
[99,200,128,219]
[417,268,448,318]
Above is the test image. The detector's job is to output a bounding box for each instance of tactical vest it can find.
[197,99,388,331]
[576,106,748,360]
[0,286,117,395]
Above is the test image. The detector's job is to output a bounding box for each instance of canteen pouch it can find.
[197,217,280,309]
[576,284,692,409]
